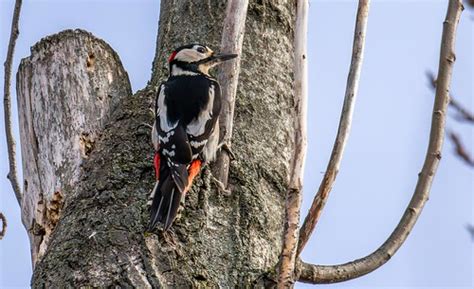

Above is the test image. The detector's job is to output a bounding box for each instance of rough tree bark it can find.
[20,1,297,287]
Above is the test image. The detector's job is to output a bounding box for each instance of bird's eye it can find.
[196,47,206,53]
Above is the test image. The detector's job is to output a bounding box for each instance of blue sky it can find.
[0,0,472,288]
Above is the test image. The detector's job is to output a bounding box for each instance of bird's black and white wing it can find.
[187,80,221,162]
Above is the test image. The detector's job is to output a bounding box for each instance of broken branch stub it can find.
[16,29,132,265]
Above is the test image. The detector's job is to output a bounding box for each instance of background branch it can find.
[449,97,474,122]
[0,213,6,240]
[3,0,23,206]
[426,71,474,122]
[448,131,474,167]
[297,0,370,255]
[296,0,463,283]
[214,0,249,187]
[466,224,474,241]
[277,0,308,287]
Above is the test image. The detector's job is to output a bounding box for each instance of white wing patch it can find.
[190,139,207,148]
[162,148,176,157]
[202,124,219,163]
[186,85,214,137]
[151,122,159,151]
[159,130,175,144]
[157,85,178,132]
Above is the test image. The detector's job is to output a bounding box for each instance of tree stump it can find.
[17,29,132,265]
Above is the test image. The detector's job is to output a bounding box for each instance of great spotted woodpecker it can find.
[147,44,237,231]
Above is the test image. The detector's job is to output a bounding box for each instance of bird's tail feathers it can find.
[147,161,188,231]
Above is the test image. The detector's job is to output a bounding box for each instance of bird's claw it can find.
[217,142,235,160]
[212,176,231,195]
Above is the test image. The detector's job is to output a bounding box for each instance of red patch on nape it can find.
[168,51,177,63]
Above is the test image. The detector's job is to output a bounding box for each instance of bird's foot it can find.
[217,141,235,160]
[212,176,231,195]
[161,229,178,248]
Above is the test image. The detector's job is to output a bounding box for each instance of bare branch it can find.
[3,0,23,206]
[213,0,249,187]
[0,213,6,240]
[297,0,371,255]
[277,0,308,287]
[426,71,474,123]
[296,0,464,283]
[448,131,474,167]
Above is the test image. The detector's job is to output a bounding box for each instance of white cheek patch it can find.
[175,49,203,62]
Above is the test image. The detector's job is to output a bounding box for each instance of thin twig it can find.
[448,131,474,167]
[297,0,371,256]
[213,0,249,187]
[3,0,23,206]
[0,213,6,240]
[296,0,463,283]
[277,0,308,287]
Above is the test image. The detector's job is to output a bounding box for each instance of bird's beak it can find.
[205,53,238,66]
[213,53,238,62]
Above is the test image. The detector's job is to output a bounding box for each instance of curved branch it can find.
[0,213,6,240]
[426,71,474,123]
[277,0,308,287]
[3,0,23,206]
[296,0,464,283]
[213,0,249,187]
[297,0,370,255]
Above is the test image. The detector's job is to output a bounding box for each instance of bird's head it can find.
[168,44,237,76]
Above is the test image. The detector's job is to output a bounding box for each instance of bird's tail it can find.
[147,159,189,231]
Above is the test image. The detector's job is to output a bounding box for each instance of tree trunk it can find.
[19,1,296,287]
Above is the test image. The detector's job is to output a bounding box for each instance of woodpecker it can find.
[147,44,237,231]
